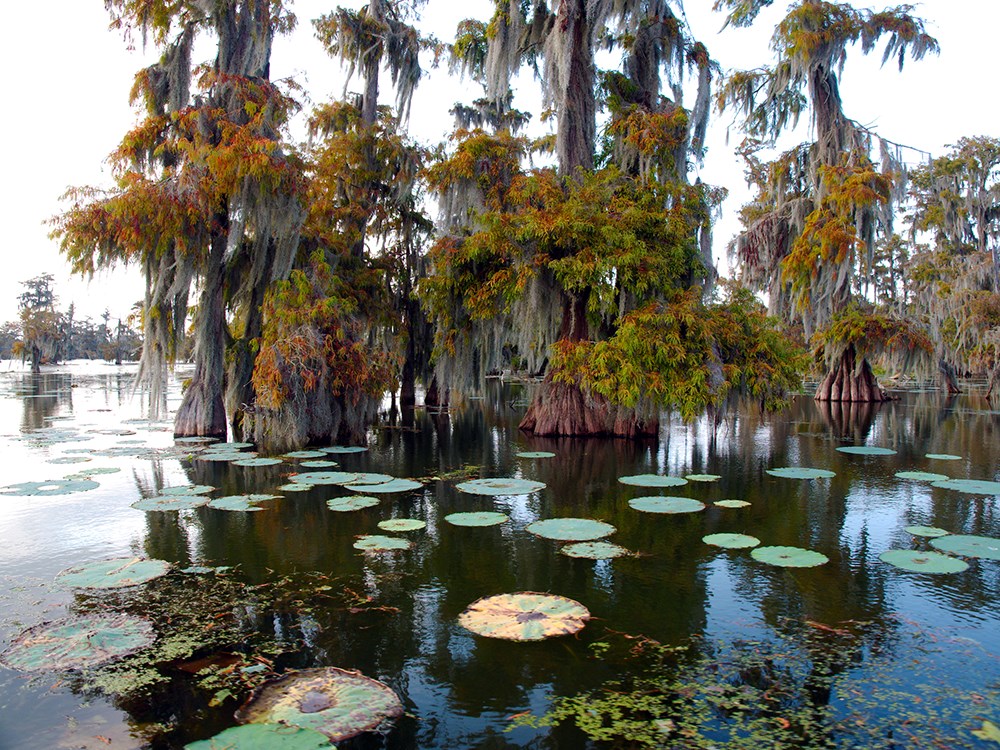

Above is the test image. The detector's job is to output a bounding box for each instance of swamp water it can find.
[0,362,997,749]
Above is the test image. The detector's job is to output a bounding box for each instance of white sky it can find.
[1,0,995,325]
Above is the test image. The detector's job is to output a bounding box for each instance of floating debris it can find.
[458,592,590,641]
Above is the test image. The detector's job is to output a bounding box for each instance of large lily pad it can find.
[703,533,761,549]
[161,484,215,496]
[299,460,340,469]
[879,549,969,573]
[290,471,360,486]
[765,467,836,479]
[283,450,328,459]
[751,545,829,568]
[836,446,897,456]
[347,478,423,494]
[930,534,1000,560]
[185,724,333,750]
[132,495,211,512]
[905,525,950,538]
[235,667,403,742]
[344,473,396,486]
[319,445,369,454]
[455,477,546,495]
[526,517,615,541]
[618,474,688,488]
[0,478,99,496]
[516,451,556,459]
[628,496,706,514]
[0,614,155,672]
[56,557,170,589]
[930,478,1000,495]
[895,471,950,482]
[326,495,379,512]
[175,436,218,444]
[278,483,315,493]
[378,518,427,532]
[445,511,510,527]
[48,456,91,464]
[233,457,285,467]
[195,452,248,463]
[353,535,412,552]
[560,541,630,559]
[458,592,590,641]
[715,499,751,509]
[208,494,279,512]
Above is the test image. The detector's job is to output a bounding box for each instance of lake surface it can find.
[0,362,997,749]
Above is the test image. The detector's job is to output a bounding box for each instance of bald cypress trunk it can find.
[814,343,891,403]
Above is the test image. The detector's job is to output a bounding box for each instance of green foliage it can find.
[812,305,932,369]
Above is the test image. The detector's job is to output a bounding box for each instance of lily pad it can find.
[836,446,897,455]
[455,477,546,495]
[905,525,951,538]
[714,499,751,508]
[377,518,426,532]
[347,478,423,494]
[48,456,91,464]
[202,441,254,450]
[0,614,155,672]
[290,471,360,486]
[516,451,556,459]
[879,549,969,573]
[930,534,1000,560]
[299,460,340,468]
[703,533,761,549]
[345,473,396,486]
[560,541,630,559]
[618,474,688,488]
[685,473,721,482]
[132,495,211,512]
[526,517,616,541]
[185,723,333,750]
[458,592,590,641]
[628,496,706,514]
[931,478,1000,495]
[0,478,99,496]
[233,457,285,467]
[175,436,218,444]
[208,494,279,512]
[235,667,403,742]
[160,484,215,496]
[353,535,412,551]
[326,495,379,512]
[751,545,829,568]
[55,557,170,589]
[283,450,328,459]
[895,471,950,482]
[278,483,315,492]
[195,452,248,463]
[925,453,962,460]
[319,445,369,454]
[766,467,836,479]
[444,511,510,527]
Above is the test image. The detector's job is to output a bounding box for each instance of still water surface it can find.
[0,363,997,748]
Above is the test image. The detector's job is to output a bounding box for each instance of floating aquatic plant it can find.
[930,478,1000,495]
[526,518,615,541]
[836,446,896,455]
[320,446,369,454]
[444,511,509,527]
[879,549,969,573]
[895,471,950,481]
[0,478,99,496]
[341,472,395,486]
[55,557,170,589]
[560,542,629,559]
[235,667,403,742]
[289,471,360,485]
[0,614,155,672]
[751,546,828,567]
[184,723,333,750]
[516,451,556,458]
[132,496,210,512]
[628,497,706,514]
[618,474,688,488]
[277,483,314,492]
[208,495,279,512]
[160,485,214,496]
[703,533,761,549]
[326,495,379,512]
[714,499,751,508]
[282,450,328,459]
[455,478,546,495]
[48,456,91,464]
[377,518,426,532]
[765,467,836,479]
[904,525,950,538]
[353,535,412,552]
[685,474,721,482]
[458,592,590,641]
[298,460,339,468]
[930,534,1000,560]
[348,478,423,494]
[195,453,248,463]
[925,453,961,460]
[233,457,285,467]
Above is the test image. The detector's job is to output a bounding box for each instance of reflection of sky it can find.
[701,555,766,640]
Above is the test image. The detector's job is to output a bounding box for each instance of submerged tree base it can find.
[518,379,657,438]
[814,346,893,403]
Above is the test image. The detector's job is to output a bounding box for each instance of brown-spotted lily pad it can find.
[458,592,590,641]
[879,549,969,573]
[377,518,426,532]
[235,667,403,742]
[353,535,412,552]
[0,614,155,671]
[55,557,170,589]
[560,541,630,559]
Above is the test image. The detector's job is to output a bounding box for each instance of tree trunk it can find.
[814,344,892,403]
[519,376,658,438]
[938,357,961,395]
[555,0,596,176]
[174,234,228,439]
[425,375,448,408]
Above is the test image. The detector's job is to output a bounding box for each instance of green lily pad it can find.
[131,495,211,512]
[685,474,721,482]
[703,533,761,549]
[628,496,706,514]
[930,534,1000,560]
[283,450,328,459]
[0,478,99,496]
[319,445,369,454]
[931,478,1000,495]
[235,667,403,742]
[161,484,215,496]
[208,494,279,512]
[277,483,315,492]
[766,467,836,479]
[516,451,556,458]
[353,535,412,552]
[347,478,423,494]
[879,549,969,573]
[185,723,333,750]
[458,592,590,641]
[560,541,630,559]
[618,474,688,488]
[925,453,962,460]
[905,525,951,538]
[377,518,426,532]
[444,511,510,527]
[55,557,170,589]
[344,473,396,486]
[751,545,829,567]
[326,495,379,512]
[195,452,248,463]
[715,499,751,508]
[202,441,254,450]
[290,471,360,485]
[175,436,218,444]
[455,477,546,495]
[48,456,91,464]
[233,457,285,467]
[64,467,121,479]
[299,460,340,468]
[0,614,155,672]
[836,446,897,455]
[526,518,616,541]
[895,471,950,482]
